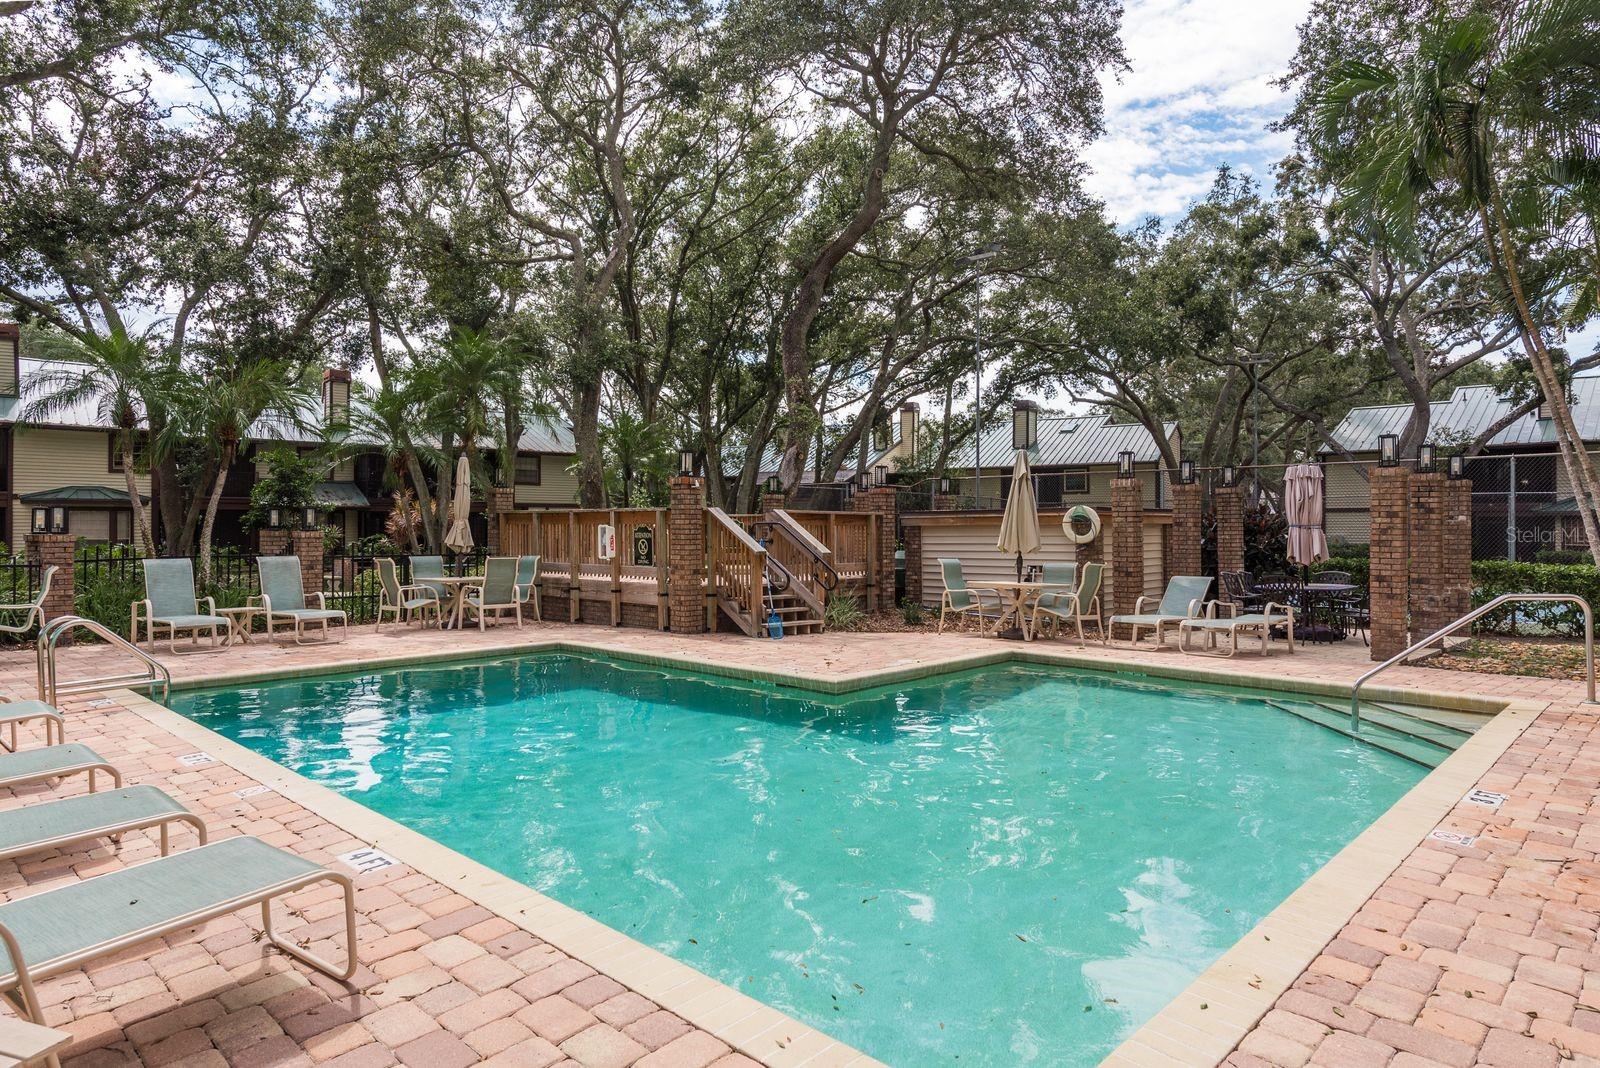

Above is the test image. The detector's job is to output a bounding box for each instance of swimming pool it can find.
[171,653,1425,1065]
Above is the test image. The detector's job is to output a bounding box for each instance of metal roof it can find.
[313,482,370,509]
[18,485,147,504]
[1326,375,1600,453]
[976,414,1177,469]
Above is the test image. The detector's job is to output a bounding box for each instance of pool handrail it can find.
[36,615,173,706]
[1350,593,1594,729]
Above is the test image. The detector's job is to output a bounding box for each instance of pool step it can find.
[1264,698,1458,769]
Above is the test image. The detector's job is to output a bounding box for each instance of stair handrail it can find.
[751,512,840,593]
[35,615,173,705]
[1350,593,1593,729]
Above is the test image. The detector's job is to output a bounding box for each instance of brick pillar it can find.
[290,529,323,598]
[26,533,76,644]
[762,493,786,514]
[1214,485,1245,577]
[1168,482,1202,582]
[1111,477,1145,617]
[1370,466,1410,661]
[258,528,291,557]
[486,486,515,555]
[668,476,707,633]
[1443,477,1472,626]
[933,493,961,511]
[852,486,897,612]
[904,524,924,607]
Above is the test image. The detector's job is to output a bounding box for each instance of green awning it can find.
[17,485,147,505]
[313,482,370,509]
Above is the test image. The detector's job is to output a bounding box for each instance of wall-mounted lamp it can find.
[1117,451,1135,479]
[1179,459,1196,485]
[1417,443,1437,473]
[1378,433,1398,468]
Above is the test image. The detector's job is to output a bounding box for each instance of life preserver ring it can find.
[1062,505,1101,544]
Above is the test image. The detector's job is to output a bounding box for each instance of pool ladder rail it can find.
[35,615,173,706]
[1350,593,1595,731]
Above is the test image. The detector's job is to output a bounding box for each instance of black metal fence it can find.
[321,548,485,624]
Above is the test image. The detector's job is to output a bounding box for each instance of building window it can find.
[108,434,147,473]
[113,510,133,544]
[515,454,542,486]
[31,507,66,534]
[1063,469,1090,494]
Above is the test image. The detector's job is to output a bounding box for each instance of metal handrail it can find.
[36,615,173,705]
[1350,593,1594,728]
[750,520,841,592]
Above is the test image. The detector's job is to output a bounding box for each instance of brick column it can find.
[762,492,786,514]
[1369,466,1410,661]
[933,493,961,511]
[290,529,324,598]
[1443,477,1473,626]
[1168,482,1202,582]
[1111,477,1145,617]
[486,486,515,555]
[668,476,707,633]
[1214,485,1245,578]
[258,528,291,557]
[852,486,898,612]
[904,524,924,607]
[26,533,76,644]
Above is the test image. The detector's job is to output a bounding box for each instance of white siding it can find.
[10,428,150,547]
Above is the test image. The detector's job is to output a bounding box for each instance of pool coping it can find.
[146,637,1541,1067]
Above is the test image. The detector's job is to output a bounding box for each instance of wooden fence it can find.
[499,509,669,627]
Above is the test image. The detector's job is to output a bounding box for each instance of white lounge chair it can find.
[1178,601,1296,657]
[1106,575,1213,647]
[0,785,205,861]
[0,566,56,637]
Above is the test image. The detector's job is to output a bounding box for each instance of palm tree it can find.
[1311,0,1600,558]
[176,359,316,586]
[20,328,173,555]
[411,328,517,549]
[330,380,444,552]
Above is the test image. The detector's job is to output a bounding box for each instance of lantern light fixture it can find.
[1221,465,1237,488]
[268,507,283,529]
[679,448,695,477]
[302,506,319,530]
[1417,443,1437,473]
[1117,451,1135,479]
[874,464,889,487]
[1379,433,1399,468]
[764,474,780,494]
[938,476,952,494]
[856,469,871,490]
[1011,399,1039,452]
[1179,459,1196,485]
[1448,454,1466,480]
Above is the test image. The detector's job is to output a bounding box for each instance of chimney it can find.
[898,402,919,457]
[322,367,351,427]
[0,323,17,398]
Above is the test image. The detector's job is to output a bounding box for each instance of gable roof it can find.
[972,414,1176,470]
[1326,375,1600,453]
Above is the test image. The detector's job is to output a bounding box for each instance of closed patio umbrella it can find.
[444,453,475,555]
[997,449,1041,581]
[1285,463,1329,566]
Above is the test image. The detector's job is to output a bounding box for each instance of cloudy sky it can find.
[1081,0,1310,225]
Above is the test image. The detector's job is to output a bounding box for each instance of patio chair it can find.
[1106,575,1213,647]
[375,558,440,630]
[0,565,56,637]
[410,555,449,601]
[1220,571,1268,612]
[463,557,522,630]
[0,744,120,795]
[515,555,542,622]
[252,557,348,644]
[133,559,230,653]
[0,836,356,1041]
[1178,601,1296,657]
[0,700,65,753]
[936,559,1001,633]
[1029,562,1079,640]
[0,785,206,862]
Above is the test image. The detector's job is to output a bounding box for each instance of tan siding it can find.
[11,428,150,546]
[1143,524,1165,599]
[513,454,580,506]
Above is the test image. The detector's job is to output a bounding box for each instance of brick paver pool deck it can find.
[0,619,1589,1066]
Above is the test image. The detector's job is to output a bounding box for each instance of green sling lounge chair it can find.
[1178,601,1297,657]
[0,786,205,862]
[375,558,441,630]
[0,566,56,638]
[0,701,64,753]
[936,559,1001,633]
[409,556,449,601]
[133,559,230,653]
[515,555,542,622]
[0,836,357,1040]
[463,557,522,630]
[0,745,119,795]
[1106,575,1213,647]
[252,557,348,644]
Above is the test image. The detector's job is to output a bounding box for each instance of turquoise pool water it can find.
[171,654,1424,1065]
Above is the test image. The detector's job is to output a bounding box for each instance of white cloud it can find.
[1083,0,1312,224]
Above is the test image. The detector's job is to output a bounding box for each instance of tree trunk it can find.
[122,435,153,556]
[197,441,235,588]
[574,377,605,507]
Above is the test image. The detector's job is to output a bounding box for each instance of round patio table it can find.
[965,580,1068,641]
[1260,581,1358,642]
[428,575,484,630]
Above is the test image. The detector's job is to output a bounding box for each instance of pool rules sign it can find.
[596,524,616,560]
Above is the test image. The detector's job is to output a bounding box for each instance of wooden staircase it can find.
[763,587,823,635]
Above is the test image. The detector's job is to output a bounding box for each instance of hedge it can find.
[1311,557,1600,638]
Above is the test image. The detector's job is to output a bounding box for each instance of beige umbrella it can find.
[997,449,1041,581]
[444,453,475,555]
[1285,462,1329,566]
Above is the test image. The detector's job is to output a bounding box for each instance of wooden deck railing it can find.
[707,507,767,635]
[500,509,668,627]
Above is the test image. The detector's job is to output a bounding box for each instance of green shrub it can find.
[824,595,868,631]
[1469,560,1600,636]
[1312,556,1370,586]
[900,598,925,625]
[73,570,142,640]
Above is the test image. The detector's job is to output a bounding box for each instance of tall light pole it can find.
[1244,354,1271,506]
[956,244,1004,506]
